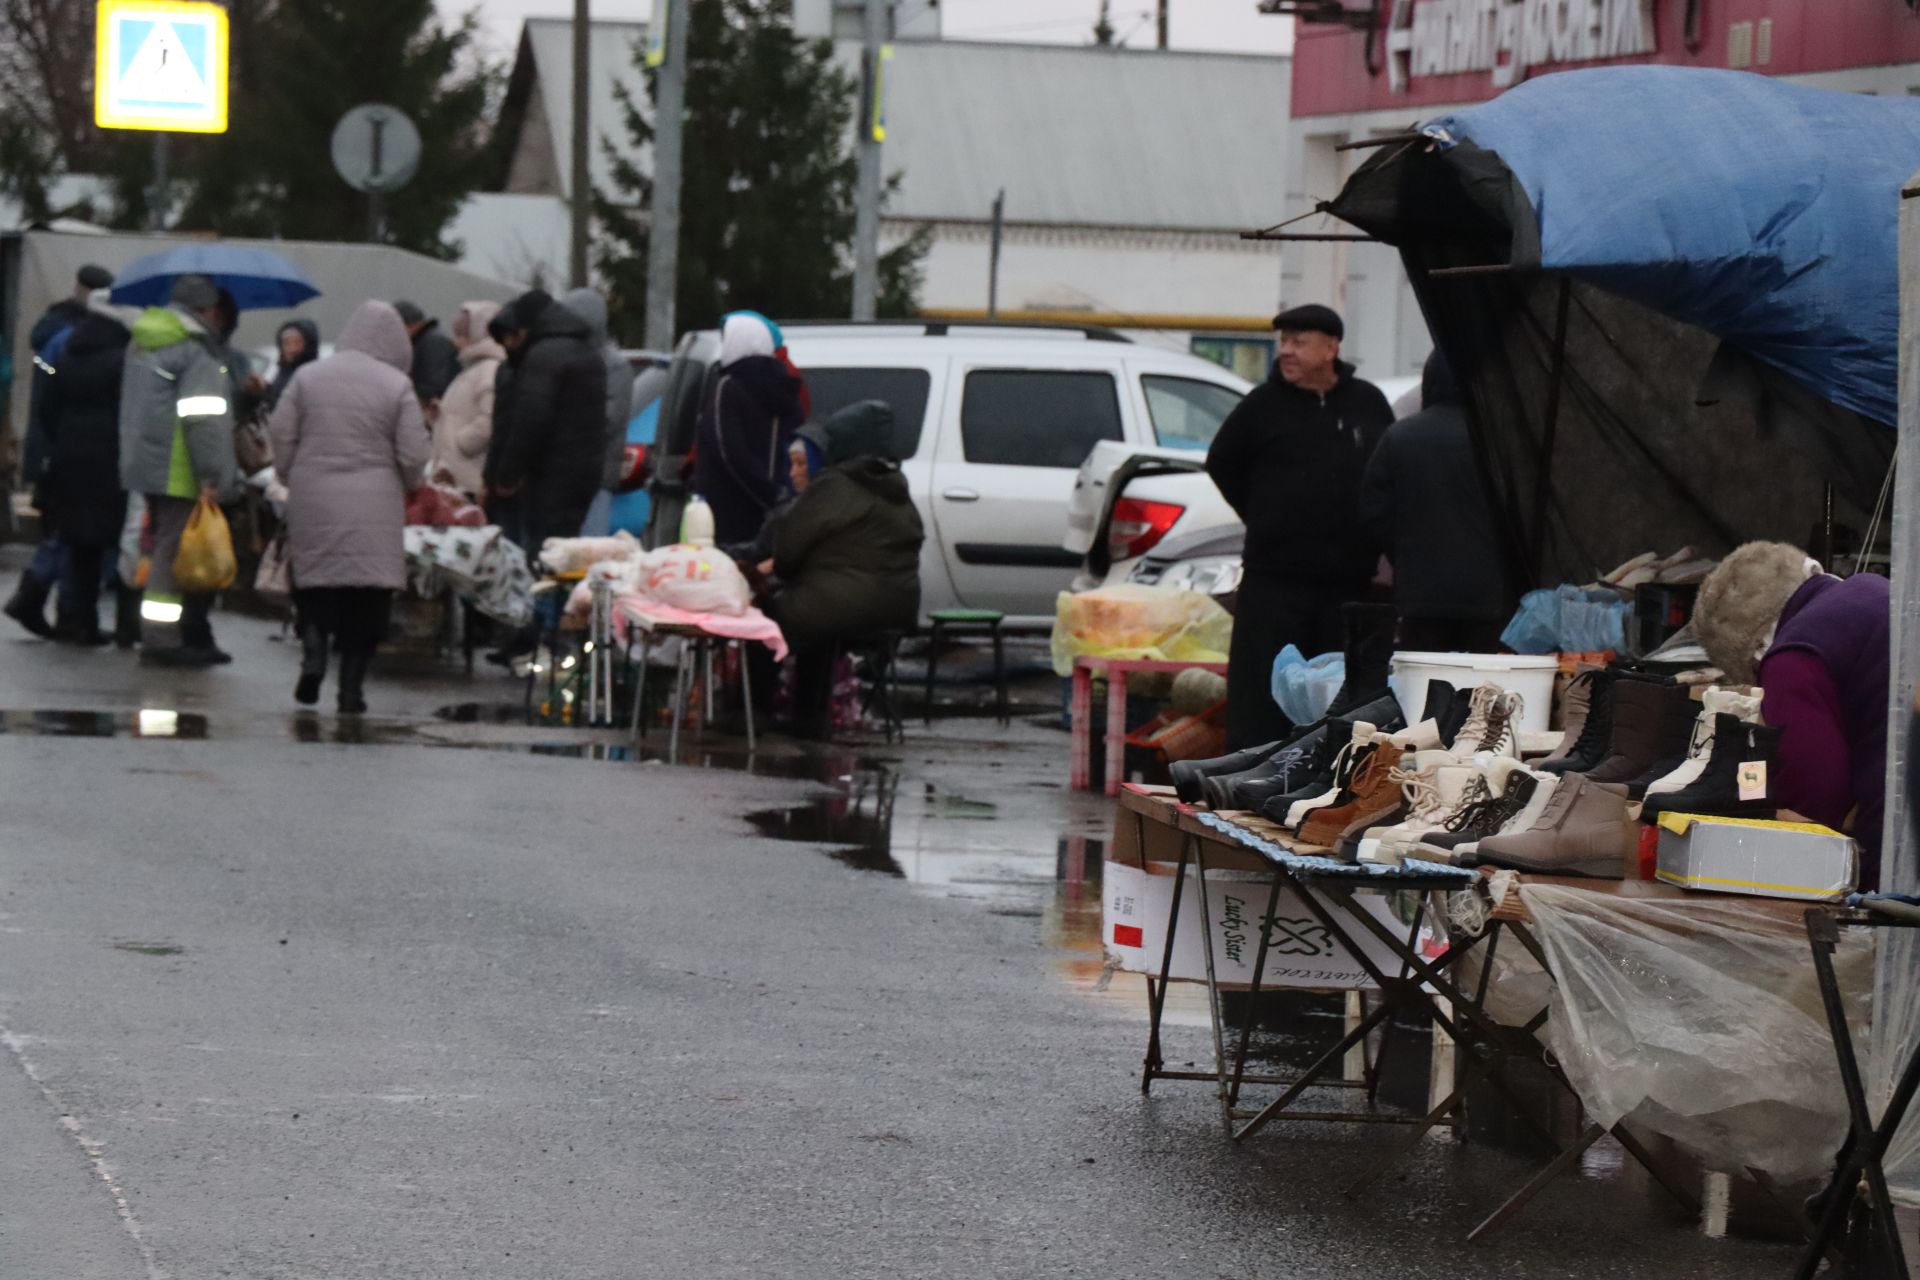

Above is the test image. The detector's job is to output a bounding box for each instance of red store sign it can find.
[1293,0,1920,117]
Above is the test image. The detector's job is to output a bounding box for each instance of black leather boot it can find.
[336,648,371,715]
[295,626,329,706]
[3,572,54,639]
[1640,717,1782,821]
[114,587,142,649]
[1228,691,1407,813]
[1325,602,1399,718]
[1540,669,1621,775]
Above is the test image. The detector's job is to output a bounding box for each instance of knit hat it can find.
[1693,541,1817,685]
[77,264,114,290]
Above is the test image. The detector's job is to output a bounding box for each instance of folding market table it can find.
[1119,786,1485,1135]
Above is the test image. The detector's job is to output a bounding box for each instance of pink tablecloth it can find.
[612,593,789,661]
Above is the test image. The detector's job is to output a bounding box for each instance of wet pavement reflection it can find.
[0,701,1817,1246]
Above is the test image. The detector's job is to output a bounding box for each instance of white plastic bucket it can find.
[1389,652,1559,735]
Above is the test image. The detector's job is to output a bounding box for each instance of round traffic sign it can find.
[330,103,422,194]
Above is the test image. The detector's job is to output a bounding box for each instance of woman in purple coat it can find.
[1695,541,1891,886]
[269,301,431,714]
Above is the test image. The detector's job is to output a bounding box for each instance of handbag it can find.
[234,416,274,476]
[254,530,293,604]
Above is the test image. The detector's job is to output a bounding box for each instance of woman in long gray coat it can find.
[269,301,430,713]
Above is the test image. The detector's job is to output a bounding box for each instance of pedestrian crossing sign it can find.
[94,0,229,133]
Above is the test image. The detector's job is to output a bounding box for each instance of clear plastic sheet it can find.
[1878,189,1920,1201]
[1049,585,1232,678]
[1522,885,1873,1184]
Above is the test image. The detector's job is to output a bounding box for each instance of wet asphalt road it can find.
[0,591,1798,1276]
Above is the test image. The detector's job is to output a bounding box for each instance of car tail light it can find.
[618,443,651,491]
[1108,498,1184,561]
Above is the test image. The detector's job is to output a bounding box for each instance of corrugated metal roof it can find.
[521,18,650,199]
[501,26,1290,232]
[881,41,1291,232]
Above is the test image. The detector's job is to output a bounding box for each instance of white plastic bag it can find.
[539,531,639,575]
[637,543,752,616]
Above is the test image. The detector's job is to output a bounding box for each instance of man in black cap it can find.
[392,300,461,409]
[30,264,114,352]
[1205,303,1395,748]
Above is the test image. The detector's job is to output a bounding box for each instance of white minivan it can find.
[645,322,1252,626]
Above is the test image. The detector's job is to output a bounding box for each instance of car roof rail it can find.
[778,319,1132,344]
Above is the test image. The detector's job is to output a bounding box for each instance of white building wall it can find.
[894,219,1284,354]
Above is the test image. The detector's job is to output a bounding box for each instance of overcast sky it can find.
[457,0,1295,61]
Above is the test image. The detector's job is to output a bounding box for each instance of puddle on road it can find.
[0,709,209,739]
[113,941,186,956]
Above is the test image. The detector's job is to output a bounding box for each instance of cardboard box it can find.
[1654,813,1858,902]
[1103,859,1411,990]
[1105,785,1421,990]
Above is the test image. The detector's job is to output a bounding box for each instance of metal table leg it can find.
[1105,667,1129,797]
[739,641,756,752]
[668,641,691,764]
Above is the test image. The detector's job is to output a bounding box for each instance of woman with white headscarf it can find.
[691,311,807,545]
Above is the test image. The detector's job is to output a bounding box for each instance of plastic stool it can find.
[923,608,1009,726]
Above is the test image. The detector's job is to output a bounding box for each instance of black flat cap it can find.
[1272,303,1344,340]
[77,264,114,290]
[391,299,427,327]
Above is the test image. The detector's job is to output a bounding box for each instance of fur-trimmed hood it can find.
[1694,541,1819,684]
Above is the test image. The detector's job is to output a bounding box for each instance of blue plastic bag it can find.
[1270,644,1345,726]
[1501,585,1630,654]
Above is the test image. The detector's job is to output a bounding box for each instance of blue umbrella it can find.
[109,243,321,310]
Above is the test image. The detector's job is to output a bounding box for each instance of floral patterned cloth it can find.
[403,525,535,626]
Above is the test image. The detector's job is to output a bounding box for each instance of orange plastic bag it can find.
[173,497,237,592]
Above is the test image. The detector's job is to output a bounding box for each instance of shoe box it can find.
[1104,785,1413,989]
[1653,812,1858,901]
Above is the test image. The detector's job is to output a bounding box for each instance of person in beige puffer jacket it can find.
[431,300,504,498]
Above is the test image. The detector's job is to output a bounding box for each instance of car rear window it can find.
[1141,375,1243,451]
[803,367,933,460]
[961,370,1122,468]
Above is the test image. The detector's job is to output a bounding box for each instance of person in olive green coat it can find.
[768,400,924,736]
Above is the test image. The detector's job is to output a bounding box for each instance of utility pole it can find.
[569,0,592,288]
[850,0,888,321]
[149,134,169,230]
[1157,0,1169,49]
[644,0,688,351]
[987,190,1004,320]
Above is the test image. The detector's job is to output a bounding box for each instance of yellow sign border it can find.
[94,0,230,134]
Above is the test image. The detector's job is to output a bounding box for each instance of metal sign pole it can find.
[570,0,592,287]
[643,0,688,351]
[850,0,888,321]
[149,133,169,229]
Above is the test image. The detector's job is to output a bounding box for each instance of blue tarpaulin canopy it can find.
[1327,67,1908,586]
[1422,66,1920,429]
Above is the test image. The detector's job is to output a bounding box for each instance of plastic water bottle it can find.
[680,495,715,548]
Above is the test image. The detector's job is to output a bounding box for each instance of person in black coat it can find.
[693,312,807,545]
[485,294,607,555]
[38,308,131,645]
[1358,348,1512,652]
[394,300,462,408]
[1205,304,1395,748]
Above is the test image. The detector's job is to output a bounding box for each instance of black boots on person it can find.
[294,625,371,715]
